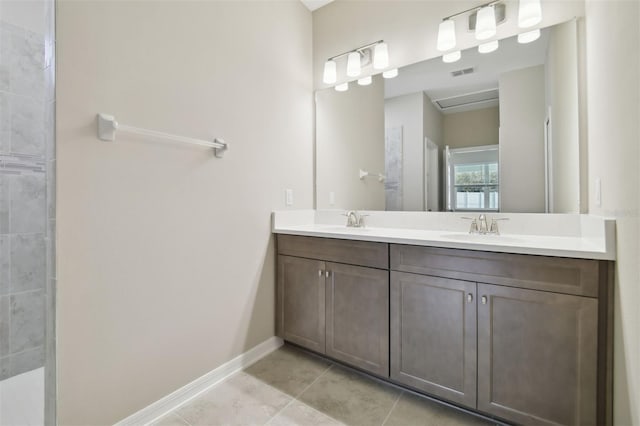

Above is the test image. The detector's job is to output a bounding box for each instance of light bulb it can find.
[382,68,398,79]
[478,40,499,53]
[358,76,372,86]
[518,29,541,44]
[437,20,456,51]
[518,0,542,28]
[323,60,336,84]
[442,51,461,63]
[373,42,389,70]
[476,5,497,41]
[335,82,349,92]
[346,52,361,77]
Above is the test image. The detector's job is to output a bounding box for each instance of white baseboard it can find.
[115,336,284,426]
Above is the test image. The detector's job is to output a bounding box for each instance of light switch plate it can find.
[329,191,335,206]
[595,177,601,207]
[285,189,294,206]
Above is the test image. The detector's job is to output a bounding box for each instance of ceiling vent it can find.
[451,67,475,77]
[434,88,499,111]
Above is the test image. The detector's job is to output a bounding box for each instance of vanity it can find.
[273,210,615,426]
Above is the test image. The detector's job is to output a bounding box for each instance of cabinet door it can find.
[477,284,598,426]
[390,272,477,408]
[325,262,389,376]
[277,256,326,354]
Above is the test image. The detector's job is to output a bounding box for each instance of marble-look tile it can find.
[10,95,44,157]
[384,392,494,426]
[44,103,55,161]
[9,345,44,377]
[269,401,344,426]
[0,235,9,295]
[46,159,56,219]
[9,28,45,100]
[0,355,9,380]
[176,372,291,426]
[10,290,44,353]
[0,25,11,92]
[0,173,8,234]
[298,365,401,426]
[45,219,55,282]
[245,345,331,397]
[10,234,45,293]
[0,296,9,356]
[151,413,190,426]
[0,93,10,153]
[10,172,46,233]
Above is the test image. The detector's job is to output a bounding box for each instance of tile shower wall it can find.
[0,17,51,381]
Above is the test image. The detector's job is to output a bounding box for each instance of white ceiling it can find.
[384,28,551,112]
[300,0,334,12]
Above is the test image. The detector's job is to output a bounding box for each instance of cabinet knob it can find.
[318,269,323,277]
[467,293,473,303]
[481,296,487,305]
[325,270,331,278]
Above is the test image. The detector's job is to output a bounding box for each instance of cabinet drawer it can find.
[277,235,388,269]
[390,245,600,297]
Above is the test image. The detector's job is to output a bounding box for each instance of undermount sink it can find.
[440,233,524,244]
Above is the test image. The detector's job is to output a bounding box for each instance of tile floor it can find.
[153,345,497,426]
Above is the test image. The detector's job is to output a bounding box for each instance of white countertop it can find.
[272,210,616,260]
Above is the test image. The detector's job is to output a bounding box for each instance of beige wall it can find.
[546,19,580,213]
[499,65,546,213]
[56,1,313,424]
[443,107,499,150]
[423,94,444,148]
[585,1,640,425]
[316,76,385,210]
[312,0,585,90]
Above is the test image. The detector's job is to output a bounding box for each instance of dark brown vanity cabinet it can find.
[277,255,326,354]
[390,244,611,426]
[390,272,477,407]
[276,235,612,426]
[276,235,389,376]
[476,284,598,426]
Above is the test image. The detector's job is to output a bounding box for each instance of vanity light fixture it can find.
[323,60,337,84]
[518,0,542,28]
[373,42,389,69]
[478,40,499,53]
[475,5,497,40]
[438,1,505,63]
[335,82,349,92]
[346,52,362,77]
[442,51,461,63]
[358,76,372,86]
[437,19,457,51]
[382,68,399,79]
[518,28,541,43]
[322,40,390,86]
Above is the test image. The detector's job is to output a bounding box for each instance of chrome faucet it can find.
[343,210,368,228]
[478,214,489,234]
[463,214,508,235]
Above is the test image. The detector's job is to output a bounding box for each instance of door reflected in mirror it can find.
[316,19,581,213]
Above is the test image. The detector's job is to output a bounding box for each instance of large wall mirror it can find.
[316,19,581,213]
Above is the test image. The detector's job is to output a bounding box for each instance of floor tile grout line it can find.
[381,390,403,426]
[291,364,349,425]
[263,362,335,425]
